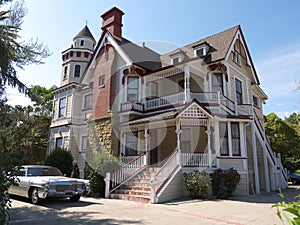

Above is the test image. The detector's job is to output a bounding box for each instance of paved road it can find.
[8,186,298,225]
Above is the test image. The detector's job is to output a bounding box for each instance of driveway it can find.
[8,185,298,225]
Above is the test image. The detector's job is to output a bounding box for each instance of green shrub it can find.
[272,190,300,225]
[183,171,211,199]
[211,168,240,198]
[88,151,121,197]
[45,148,74,177]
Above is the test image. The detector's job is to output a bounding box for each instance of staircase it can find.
[110,168,159,203]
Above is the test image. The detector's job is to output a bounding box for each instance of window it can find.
[219,122,229,156]
[127,77,139,102]
[125,132,138,155]
[84,52,89,58]
[212,73,224,93]
[80,40,84,46]
[193,44,208,57]
[178,79,184,91]
[74,65,81,77]
[253,95,259,107]
[235,78,243,104]
[64,66,68,79]
[76,52,81,57]
[59,97,66,117]
[55,137,63,149]
[172,57,180,64]
[81,136,87,152]
[70,51,73,57]
[233,51,241,65]
[231,122,241,156]
[99,75,105,87]
[84,94,92,109]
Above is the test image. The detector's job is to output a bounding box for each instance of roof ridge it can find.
[186,25,240,48]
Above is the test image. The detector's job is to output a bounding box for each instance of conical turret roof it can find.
[73,25,95,41]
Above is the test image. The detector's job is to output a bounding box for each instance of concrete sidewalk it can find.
[10,185,298,225]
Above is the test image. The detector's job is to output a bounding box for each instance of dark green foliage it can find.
[88,152,121,197]
[264,113,300,170]
[183,171,211,199]
[71,163,80,178]
[211,168,241,198]
[45,148,74,177]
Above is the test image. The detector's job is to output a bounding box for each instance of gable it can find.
[225,28,260,85]
[178,102,211,118]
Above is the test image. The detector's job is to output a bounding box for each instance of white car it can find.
[9,165,90,204]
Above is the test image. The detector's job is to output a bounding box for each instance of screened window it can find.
[59,97,66,118]
[219,122,229,156]
[74,65,81,77]
[127,77,139,102]
[81,136,87,152]
[212,73,224,93]
[253,96,259,107]
[55,137,63,149]
[84,94,92,109]
[99,75,105,87]
[125,132,138,156]
[235,78,243,104]
[231,122,241,156]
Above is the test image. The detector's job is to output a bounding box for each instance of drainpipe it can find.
[251,121,260,194]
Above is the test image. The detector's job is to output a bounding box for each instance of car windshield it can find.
[27,167,63,176]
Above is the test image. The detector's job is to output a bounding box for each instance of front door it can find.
[150,130,158,166]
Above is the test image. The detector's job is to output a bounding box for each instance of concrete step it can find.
[120,185,151,192]
[110,193,151,203]
[114,189,151,197]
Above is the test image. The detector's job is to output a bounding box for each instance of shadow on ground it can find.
[164,185,299,206]
[9,204,144,225]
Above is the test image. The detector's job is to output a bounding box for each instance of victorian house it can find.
[49,7,288,203]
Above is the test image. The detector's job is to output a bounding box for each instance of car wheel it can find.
[292,179,298,185]
[70,195,81,202]
[30,187,40,204]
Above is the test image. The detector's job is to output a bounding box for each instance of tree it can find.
[264,113,300,170]
[45,148,74,177]
[0,0,50,93]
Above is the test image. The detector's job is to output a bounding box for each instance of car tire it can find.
[30,187,40,204]
[70,195,81,202]
[292,179,298,185]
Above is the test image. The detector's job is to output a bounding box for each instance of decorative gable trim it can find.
[178,102,212,118]
[80,31,132,85]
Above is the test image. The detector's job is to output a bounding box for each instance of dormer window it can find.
[193,44,209,57]
[170,53,184,65]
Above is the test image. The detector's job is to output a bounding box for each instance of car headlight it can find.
[43,183,50,190]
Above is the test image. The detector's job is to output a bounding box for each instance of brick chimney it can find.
[101,7,124,38]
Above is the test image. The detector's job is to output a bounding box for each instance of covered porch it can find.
[119,103,216,168]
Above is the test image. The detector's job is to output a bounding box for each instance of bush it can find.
[87,151,121,197]
[45,148,74,177]
[211,168,240,198]
[183,171,211,199]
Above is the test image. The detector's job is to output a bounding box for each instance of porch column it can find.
[251,121,260,194]
[184,65,191,103]
[263,139,271,192]
[176,120,182,165]
[144,128,150,166]
[206,125,212,168]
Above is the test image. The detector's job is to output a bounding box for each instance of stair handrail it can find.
[109,152,147,193]
[153,149,180,194]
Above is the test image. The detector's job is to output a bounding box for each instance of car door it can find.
[9,167,26,196]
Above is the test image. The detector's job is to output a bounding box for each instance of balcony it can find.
[120,91,254,116]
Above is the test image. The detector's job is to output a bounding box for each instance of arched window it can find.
[64,66,68,79]
[74,65,81,77]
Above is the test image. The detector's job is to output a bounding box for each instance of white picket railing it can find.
[153,149,180,194]
[121,155,140,165]
[145,93,185,110]
[181,153,216,167]
[109,152,146,192]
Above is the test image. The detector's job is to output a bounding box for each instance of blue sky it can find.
[5,0,300,118]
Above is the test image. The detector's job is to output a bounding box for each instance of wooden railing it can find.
[107,152,146,194]
[237,104,252,115]
[153,149,180,194]
[121,155,140,165]
[145,92,185,110]
[181,152,216,167]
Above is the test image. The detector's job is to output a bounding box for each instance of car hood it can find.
[27,176,89,185]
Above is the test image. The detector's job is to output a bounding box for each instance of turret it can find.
[60,25,96,86]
